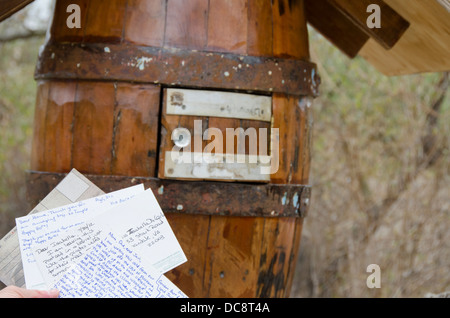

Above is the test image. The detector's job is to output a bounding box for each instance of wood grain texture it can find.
[257,217,296,297]
[159,89,273,182]
[206,117,240,155]
[207,0,248,54]
[83,0,127,43]
[203,216,265,297]
[331,0,410,49]
[284,217,304,294]
[30,80,76,173]
[30,80,50,171]
[304,0,369,58]
[247,0,273,56]
[164,213,211,298]
[164,0,209,50]
[111,83,161,176]
[123,0,166,47]
[272,0,310,59]
[359,0,450,75]
[271,94,310,184]
[49,0,89,42]
[41,81,76,173]
[261,93,311,296]
[71,82,115,175]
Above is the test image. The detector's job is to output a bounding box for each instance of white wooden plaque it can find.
[165,88,272,122]
[164,151,271,182]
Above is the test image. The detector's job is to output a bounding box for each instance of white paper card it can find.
[93,189,187,274]
[32,189,187,290]
[55,173,90,202]
[54,231,187,298]
[15,184,145,290]
[0,169,105,288]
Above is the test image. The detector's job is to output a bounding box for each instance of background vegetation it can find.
[0,2,448,296]
[292,31,449,298]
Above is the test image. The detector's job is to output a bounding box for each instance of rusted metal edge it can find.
[26,170,311,218]
[34,42,321,97]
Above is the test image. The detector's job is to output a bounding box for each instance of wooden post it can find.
[30,0,318,297]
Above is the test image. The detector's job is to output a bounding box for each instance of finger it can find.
[0,286,59,298]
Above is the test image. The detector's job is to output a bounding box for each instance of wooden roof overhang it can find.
[1,0,449,76]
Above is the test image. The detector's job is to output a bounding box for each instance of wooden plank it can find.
[272,0,310,59]
[42,81,76,173]
[301,105,313,184]
[206,117,272,166]
[359,0,450,75]
[111,83,161,177]
[30,80,50,171]
[163,151,271,182]
[0,0,34,22]
[247,0,273,56]
[159,119,273,181]
[257,217,298,297]
[271,94,308,184]
[203,216,265,297]
[165,88,272,122]
[159,88,274,182]
[240,119,272,160]
[258,92,310,296]
[331,0,410,49]
[83,0,127,43]
[160,87,274,182]
[304,0,369,58]
[164,0,209,50]
[71,82,115,175]
[206,116,241,155]
[49,0,89,42]
[284,217,304,296]
[164,213,211,298]
[158,113,206,179]
[123,0,166,47]
[206,0,248,54]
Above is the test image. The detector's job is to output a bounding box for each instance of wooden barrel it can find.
[30,0,318,297]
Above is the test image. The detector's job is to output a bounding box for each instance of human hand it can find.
[0,286,59,298]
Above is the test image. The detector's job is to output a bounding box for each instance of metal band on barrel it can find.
[26,171,311,218]
[35,43,321,97]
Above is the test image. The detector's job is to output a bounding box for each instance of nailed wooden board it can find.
[331,0,410,49]
[359,0,450,75]
[272,0,310,59]
[163,151,271,182]
[111,83,161,176]
[165,88,272,122]
[305,0,370,58]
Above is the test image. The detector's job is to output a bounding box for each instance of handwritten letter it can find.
[89,189,187,274]
[55,232,187,298]
[16,184,145,290]
[32,189,187,295]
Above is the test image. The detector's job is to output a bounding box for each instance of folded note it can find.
[32,189,187,289]
[16,184,145,290]
[54,231,187,298]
